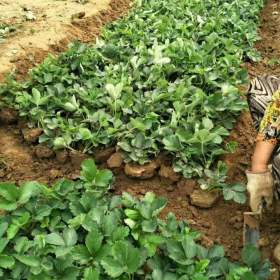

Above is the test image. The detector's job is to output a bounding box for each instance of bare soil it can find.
[0,0,132,81]
[0,0,280,272]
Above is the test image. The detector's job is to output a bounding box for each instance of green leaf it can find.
[55,246,72,258]
[139,194,167,219]
[85,228,103,255]
[72,245,91,264]
[241,245,261,268]
[132,133,145,148]
[223,188,234,201]
[79,128,92,140]
[34,205,52,221]
[80,159,97,182]
[226,141,238,153]
[84,267,100,280]
[112,227,129,241]
[140,234,163,257]
[53,137,67,149]
[19,181,42,204]
[101,241,141,277]
[106,83,123,99]
[64,102,77,112]
[14,237,30,254]
[202,118,214,130]
[163,135,182,151]
[0,197,17,211]
[0,255,15,269]
[63,228,78,247]
[103,212,118,236]
[45,232,65,246]
[151,197,167,217]
[152,270,177,280]
[208,245,224,259]
[124,218,136,229]
[233,192,247,204]
[101,257,124,278]
[0,222,8,238]
[7,212,30,240]
[142,219,157,232]
[166,240,188,265]
[124,209,139,220]
[112,241,141,274]
[7,224,20,240]
[94,170,113,187]
[15,255,40,267]
[0,238,8,254]
[182,236,197,259]
[0,183,19,202]
[32,88,41,106]
[223,184,246,204]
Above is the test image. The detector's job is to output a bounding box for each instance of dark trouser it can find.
[247,75,280,198]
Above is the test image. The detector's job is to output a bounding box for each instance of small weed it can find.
[0,24,16,41]
[267,58,280,67]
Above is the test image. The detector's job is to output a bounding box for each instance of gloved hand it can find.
[246,170,274,212]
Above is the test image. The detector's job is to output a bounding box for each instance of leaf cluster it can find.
[0,0,264,178]
[198,161,247,204]
[0,160,270,279]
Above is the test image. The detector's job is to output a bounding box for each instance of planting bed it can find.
[0,0,280,278]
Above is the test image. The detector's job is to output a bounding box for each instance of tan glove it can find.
[246,170,274,212]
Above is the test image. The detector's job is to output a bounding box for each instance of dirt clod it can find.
[71,11,86,20]
[124,161,159,179]
[229,215,243,225]
[258,236,270,247]
[55,150,69,164]
[166,185,175,192]
[233,222,243,230]
[22,128,43,143]
[49,169,63,179]
[107,152,123,168]
[177,179,196,195]
[189,206,199,218]
[270,269,279,280]
[159,164,181,182]
[273,243,280,265]
[69,150,89,168]
[202,222,211,229]
[0,108,18,124]
[190,189,220,208]
[35,145,54,159]
[94,147,115,163]
[200,235,214,248]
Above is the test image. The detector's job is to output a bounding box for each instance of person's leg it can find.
[247,75,280,197]
[272,147,280,199]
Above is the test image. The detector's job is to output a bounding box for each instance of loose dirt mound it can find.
[0,0,280,271]
[0,0,131,81]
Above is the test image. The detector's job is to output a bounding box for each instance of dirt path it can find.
[0,0,131,81]
[0,0,279,271]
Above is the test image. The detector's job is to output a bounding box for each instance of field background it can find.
[0,0,280,270]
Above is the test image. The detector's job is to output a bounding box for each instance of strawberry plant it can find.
[199,161,247,204]
[0,0,270,278]
[0,0,264,179]
[0,160,271,279]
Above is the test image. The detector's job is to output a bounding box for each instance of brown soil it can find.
[0,0,280,272]
[0,0,132,81]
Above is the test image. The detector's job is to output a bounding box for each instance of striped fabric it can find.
[247,75,280,197]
